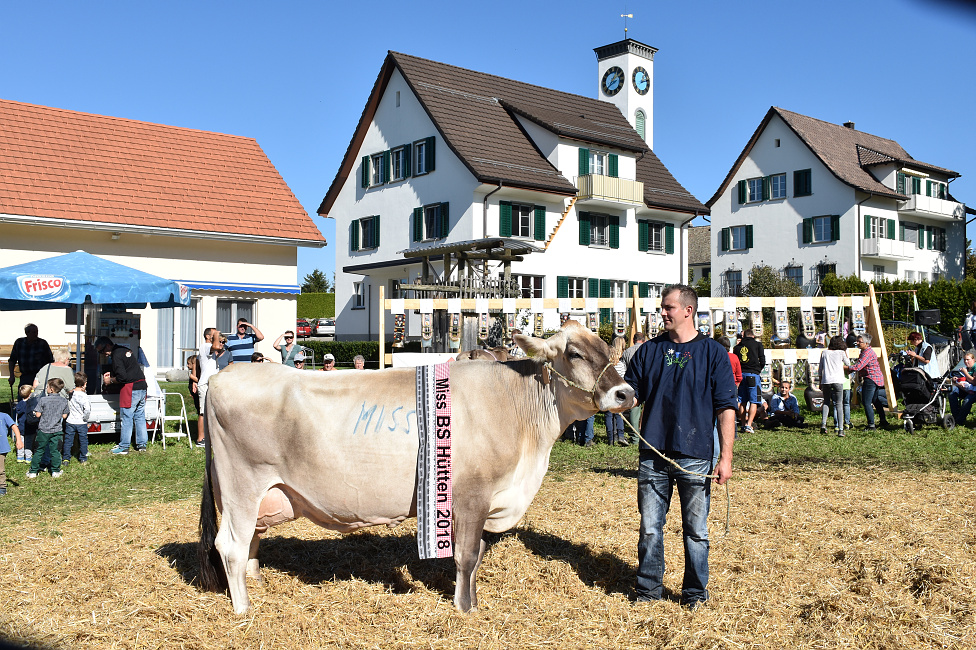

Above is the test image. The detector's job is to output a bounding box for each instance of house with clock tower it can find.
[319,39,707,342]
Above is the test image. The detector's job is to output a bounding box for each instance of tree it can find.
[743,264,802,297]
[966,239,976,280]
[301,269,332,293]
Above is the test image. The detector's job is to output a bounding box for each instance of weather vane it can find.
[621,12,633,39]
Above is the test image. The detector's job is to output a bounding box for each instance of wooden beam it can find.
[867,283,896,414]
[378,284,385,370]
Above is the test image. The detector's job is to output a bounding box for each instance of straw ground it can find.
[1,420,974,649]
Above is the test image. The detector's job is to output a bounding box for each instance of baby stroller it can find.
[899,367,954,433]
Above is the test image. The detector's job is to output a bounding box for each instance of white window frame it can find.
[905,270,915,282]
[730,225,747,251]
[747,177,764,202]
[918,271,928,283]
[725,270,742,296]
[784,265,803,287]
[648,222,664,252]
[370,153,386,185]
[590,151,607,176]
[359,216,377,250]
[812,216,832,243]
[423,205,443,241]
[770,173,787,200]
[510,203,533,238]
[873,265,885,281]
[610,280,627,299]
[567,277,586,298]
[589,213,609,247]
[414,140,428,175]
[512,274,543,299]
[390,147,405,182]
[353,281,365,309]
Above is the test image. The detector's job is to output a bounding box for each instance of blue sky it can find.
[3,0,974,283]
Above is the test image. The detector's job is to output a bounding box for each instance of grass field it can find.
[0,383,973,648]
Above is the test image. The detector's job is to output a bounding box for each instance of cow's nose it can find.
[615,386,634,405]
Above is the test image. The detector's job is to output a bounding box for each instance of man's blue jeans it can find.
[637,451,712,605]
[570,415,595,445]
[949,388,976,424]
[119,389,148,451]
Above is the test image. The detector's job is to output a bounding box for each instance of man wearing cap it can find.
[321,353,336,371]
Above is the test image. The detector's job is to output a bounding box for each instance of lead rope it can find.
[544,361,732,536]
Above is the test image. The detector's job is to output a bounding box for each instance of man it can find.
[621,332,646,443]
[321,353,336,371]
[624,284,737,608]
[195,328,222,447]
[7,324,54,388]
[845,333,890,430]
[949,352,976,425]
[963,301,976,351]
[95,336,148,455]
[765,380,804,429]
[225,318,265,363]
[734,329,765,433]
[903,331,940,379]
[353,355,365,370]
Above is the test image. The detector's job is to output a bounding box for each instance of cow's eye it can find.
[568,351,584,361]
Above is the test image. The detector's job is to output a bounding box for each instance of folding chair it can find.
[156,391,192,449]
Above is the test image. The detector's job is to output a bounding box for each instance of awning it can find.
[178,281,300,295]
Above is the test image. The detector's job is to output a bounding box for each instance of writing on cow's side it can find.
[352,402,416,436]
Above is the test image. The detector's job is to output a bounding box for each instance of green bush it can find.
[297,293,335,319]
[302,339,378,363]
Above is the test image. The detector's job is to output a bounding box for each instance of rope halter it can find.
[544,360,616,410]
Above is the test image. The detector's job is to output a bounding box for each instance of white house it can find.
[0,99,326,371]
[707,107,969,296]
[318,39,708,341]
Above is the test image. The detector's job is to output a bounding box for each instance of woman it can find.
[273,330,302,367]
[33,347,76,399]
[186,355,200,414]
[215,334,233,371]
[819,335,848,436]
[605,336,629,446]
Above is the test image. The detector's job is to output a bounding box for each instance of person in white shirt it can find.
[963,301,976,352]
[195,328,222,447]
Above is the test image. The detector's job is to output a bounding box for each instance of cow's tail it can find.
[197,413,227,593]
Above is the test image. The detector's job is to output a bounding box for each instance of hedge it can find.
[297,293,335,319]
[300,339,422,368]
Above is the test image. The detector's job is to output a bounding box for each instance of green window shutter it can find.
[939,228,947,251]
[579,148,589,176]
[864,214,871,237]
[899,223,905,241]
[737,180,746,204]
[350,220,360,252]
[579,212,591,246]
[762,176,770,201]
[600,279,611,298]
[638,220,649,251]
[439,203,449,239]
[557,276,569,298]
[665,223,675,254]
[402,143,411,177]
[609,215,619,249]
[721,227,730,251]
[927,226,934,249]
[608,154,618,178]
[600,308,611,326]
[913,177,921,194]
[373,215,380,248]
[425,136,435,172]
[802,218,812,244]
[628,281,638,300]
[745,224,754,249]
[587,278,599,298]
[886,218,894,240]
[926,180,932,197]
[897,173,905,194]
[794,169,812,197]
[413,207,423,242]
[383,150,391,183]
[361,155,370,188]
[499,201,512,238]
[831,215,841,241]
[534,206,546,241]
[917,223,924,249]
[636,111,645,139]
[639,282,649,298]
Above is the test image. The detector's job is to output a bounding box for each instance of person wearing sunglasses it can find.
[273,330,302,367]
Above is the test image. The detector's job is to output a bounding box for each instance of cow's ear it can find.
[514,333,555,360]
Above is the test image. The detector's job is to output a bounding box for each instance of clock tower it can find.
[595,39,657,148]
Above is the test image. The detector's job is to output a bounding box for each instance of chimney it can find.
[843,121,855,130]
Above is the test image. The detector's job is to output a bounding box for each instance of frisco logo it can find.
[18,275,70,300]
[178,283,189,302]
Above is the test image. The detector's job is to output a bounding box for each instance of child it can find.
[14,384,36,464]
[0,410,21,495]
[27,378,69,479]
[63,372,91,465]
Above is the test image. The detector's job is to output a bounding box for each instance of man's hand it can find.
[7,376,14,387]
[102,372,112,385]
[715,456,733,485]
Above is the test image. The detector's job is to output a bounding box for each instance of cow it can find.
[455,346,511,362]
[198,320,635,614]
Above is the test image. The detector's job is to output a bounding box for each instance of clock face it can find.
[633,67,650,95]
[602,66,624,96]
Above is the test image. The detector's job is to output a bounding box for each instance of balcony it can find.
[576,174,644,208]
[898,194,965,221]
[861,237,915,261]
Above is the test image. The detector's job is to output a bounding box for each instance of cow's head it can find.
[514,320,635,416]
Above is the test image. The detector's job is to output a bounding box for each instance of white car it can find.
[86,392,162,436]
[314,318,336,338]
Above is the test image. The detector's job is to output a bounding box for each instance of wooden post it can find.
[629,283,640,346]
[378,284,385,370]
[866,283,895,415]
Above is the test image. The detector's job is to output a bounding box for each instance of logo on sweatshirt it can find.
[665,348,691,369]
[17,275,70,301]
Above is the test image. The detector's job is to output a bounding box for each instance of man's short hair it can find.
[74,372,87,387]
[858,332,873,345]
[24,323,38,334]
[237,317,248,324]
[47,378,65,393]
[203,327,214,339]
[781,379,792,388]
[661,284,698,312]
[743,329,755,338]
[250,352,265,362]
[633,332,646,343]
[93,336,113,351]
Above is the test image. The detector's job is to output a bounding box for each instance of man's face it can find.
[237,323,248,334]
[25,326,38,341]
[660,293,692,332]
[780,383,792,396]
[857,337,869,349]
[323,359,335,371]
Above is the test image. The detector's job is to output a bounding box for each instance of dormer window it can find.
[578,148,619,177]
[591,151,607,176]
[896,172,922,195]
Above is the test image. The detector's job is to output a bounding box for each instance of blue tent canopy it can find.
[0,251,191,311]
